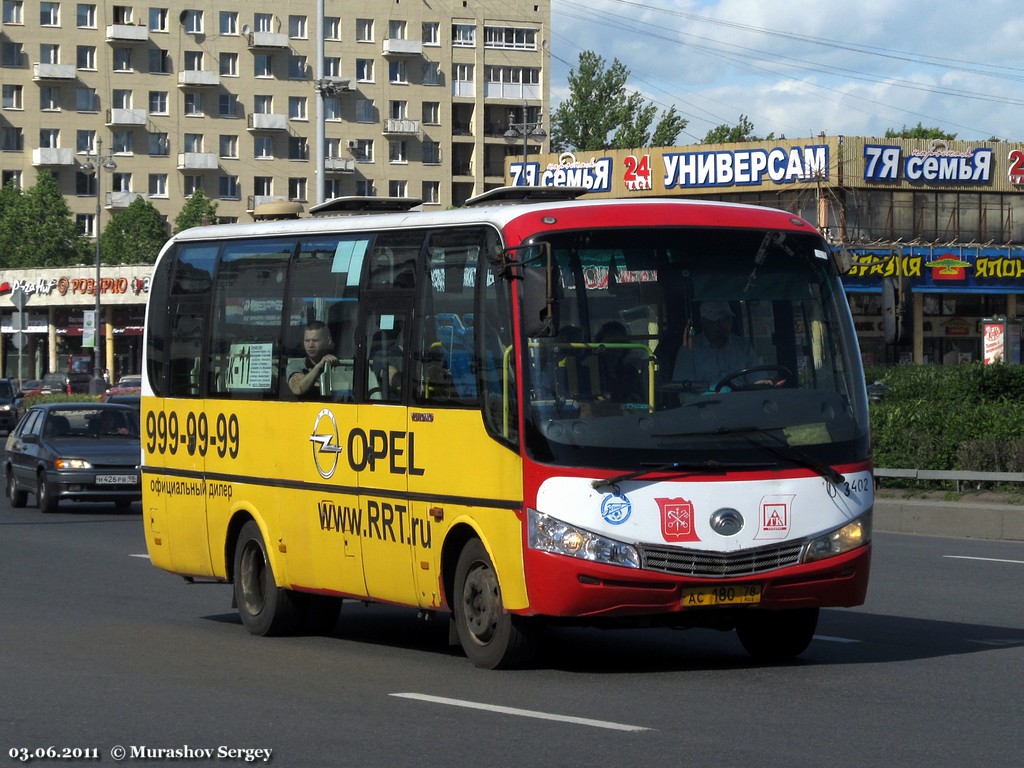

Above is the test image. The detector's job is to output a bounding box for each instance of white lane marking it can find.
[129,554,151,559]
[814,635,861,643]
[390,693,652,732]
[943,555,1024,565]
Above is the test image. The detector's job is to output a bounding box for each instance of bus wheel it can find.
[233,520,301,636]
[453,538,537,669]
[736,607,819,662]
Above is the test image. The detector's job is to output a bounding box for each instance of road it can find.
[2,496,1021,768]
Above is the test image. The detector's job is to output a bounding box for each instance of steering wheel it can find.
[713,365,794,392]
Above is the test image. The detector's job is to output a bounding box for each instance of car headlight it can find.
[55,458,93,470]
[0,404,10,411]
[528,508,640,569]
[802,511,871,563]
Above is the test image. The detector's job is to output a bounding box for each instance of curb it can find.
[874,497,1024,541]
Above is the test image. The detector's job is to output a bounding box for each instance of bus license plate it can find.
[96,474,138,485]
[681,584,761,607]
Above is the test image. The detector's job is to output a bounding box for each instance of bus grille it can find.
[639,540,804,578]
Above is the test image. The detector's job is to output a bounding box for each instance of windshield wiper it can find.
[591,458,776,493]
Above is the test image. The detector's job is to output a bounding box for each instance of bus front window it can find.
[522,227,870,472]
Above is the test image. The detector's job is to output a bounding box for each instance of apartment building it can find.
[0,0,551,229]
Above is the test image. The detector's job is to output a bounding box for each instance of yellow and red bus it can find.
[142,191,872,668]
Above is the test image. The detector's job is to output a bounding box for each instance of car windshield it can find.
[521,226,869,471]
[44,408,140,438]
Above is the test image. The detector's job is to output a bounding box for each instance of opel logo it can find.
[710,508,744,536]
[309,408,342,479]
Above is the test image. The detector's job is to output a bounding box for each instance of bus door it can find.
[356,301,417,605]
[151,299,213,577]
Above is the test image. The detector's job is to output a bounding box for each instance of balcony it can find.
[247,113,288,131]
[383,118,420,136]
[105,24,149,43]
[106,191,146,209]
[177,70,220,88]
[177,152,219,170]
[324,157,355,174]
[33,63,76,81]
[247,194,289,211]
[106,108,147,126]
[31,147,75,166]
[382,39,423,57]
[246,31,289,49]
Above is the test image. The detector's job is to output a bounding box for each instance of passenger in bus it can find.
[594,321,644,403]
[672,301,759,389]
[287,320,339,399]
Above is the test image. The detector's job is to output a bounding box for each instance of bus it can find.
[141,191,872,669]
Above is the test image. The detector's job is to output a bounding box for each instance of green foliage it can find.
[0,172,88,268]
[101,196,169,265]
[549,51,687,152]
[870,363,1024,473]
[701,115,774,145]
[173,189,218,234]
[21,393,102,408]
[883,122,957,140]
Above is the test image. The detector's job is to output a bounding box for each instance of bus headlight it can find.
[528,508,640,569]
[802,512,871,563]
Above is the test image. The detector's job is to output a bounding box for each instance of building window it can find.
[288,15,307,39]
[388,180,407,197]
[149,7,168,32]
[254,13,272,33]
[149,91,168,114]
[422,62,442,86]
[39,128,58,148]
[355,179,374,196]
[422,180,440,204]
[324,57,341,77]
[389,100,407,120]
[219,175,240,199]
[75,3,94,27]
[220,11,237,35]
[422,21,440,46]
[184,92,203,116]
[253,94,272,114]
[356,18,373,42]
[39,87,59,111]
[453,63,473,85]
[219,134,238,158]
[355,99,375,123]
[40,2,60,26]
[288,96,307,120]
[288,136,308,160]
[1,126,24,151]
[183,10,203,34]
[254,54,272,78]
[220,52,237,77]
[184,176,202,196]
[149,132,169,156]
[452,24,475,47]
[76,212,95,236]
[288,177,306,201]
[254,135,273,159]
[484,25,537,50]
[354,139,372,162]
[388,60,407,84]
[324,96,341,121]
[288,55,307,79]
[388,140,407,164]
[184,51,203,71]
[112,130,132,153]
[323,178,342,200]
[219,93,239,118]
[2,84,23,110]
[40,43,60,65]
[149,174,168,197]
[3,0,24,24]
[388,19,406,39]
[76,129,95,153]
[76,46,96,70]
[75,88,98,111]
[112,47,132,72]
[2,42,25,68]
[356,59,373,82]
[253,176,272,195]
[183,133,203,152]
[110,172,132,192]
[112,88,132,109]
[149,48,171,74]
[423,140,441,164]
[324,16,340,40]
[423,102,440,125]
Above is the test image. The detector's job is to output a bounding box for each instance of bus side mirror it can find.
[522,266,560,338]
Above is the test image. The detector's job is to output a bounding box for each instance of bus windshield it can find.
[522,226,869,471]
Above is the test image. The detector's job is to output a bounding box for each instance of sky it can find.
[548,0,1024,144]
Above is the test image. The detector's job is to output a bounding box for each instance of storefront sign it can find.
[863,141,993,184]
[843,246,1024,293]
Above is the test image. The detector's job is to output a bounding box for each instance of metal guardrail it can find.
[874,467,1024,491]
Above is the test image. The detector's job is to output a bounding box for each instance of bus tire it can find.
[233,520,301,636]
[736,607,819,662]
[453,538,537,669]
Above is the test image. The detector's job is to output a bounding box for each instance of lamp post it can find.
[503,102,546,186]
[80,137,116,394]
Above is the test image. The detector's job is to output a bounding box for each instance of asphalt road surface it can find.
[2,497,1021,768]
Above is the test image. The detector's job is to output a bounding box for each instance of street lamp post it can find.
[504,102,546,186]
[80,137,116,394]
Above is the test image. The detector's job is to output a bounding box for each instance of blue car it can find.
[4,403,141,513]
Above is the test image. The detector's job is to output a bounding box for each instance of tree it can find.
[101,196,169,265]
[549,51,687,152]
[0,172,88,268]
[701,115,774,144]
[884,123,957,140]
[173,189,218,234]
